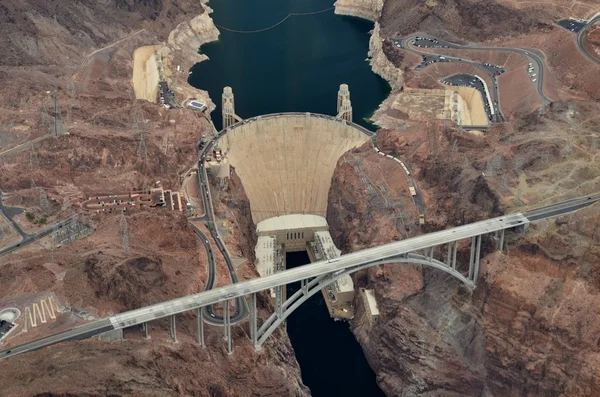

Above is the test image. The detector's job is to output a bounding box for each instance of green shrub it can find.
[25,212,35,222]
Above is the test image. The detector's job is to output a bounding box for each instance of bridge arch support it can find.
[252,252,474,350]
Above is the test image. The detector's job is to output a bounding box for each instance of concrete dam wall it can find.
[217,114,370,224]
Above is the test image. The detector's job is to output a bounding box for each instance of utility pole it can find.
[29,144,39,169]
[53,90,59,136]
[120,213,130,256]
[39,187,50,214]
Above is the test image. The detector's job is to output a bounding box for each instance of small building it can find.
[333,275,354,303]
[150,188,166,207]
[188,100,207,112]
[360,288,380,326]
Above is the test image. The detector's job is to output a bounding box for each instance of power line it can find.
[215,7,333,34]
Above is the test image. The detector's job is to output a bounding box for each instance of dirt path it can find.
[77,29,146,75]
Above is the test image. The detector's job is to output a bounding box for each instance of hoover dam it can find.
[214,113,370,223]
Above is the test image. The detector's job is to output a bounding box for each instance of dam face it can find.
[217,113,370,224]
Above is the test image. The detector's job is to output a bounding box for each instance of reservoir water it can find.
[189,1,388,394]
[188,0,390,131]
[286,251,385,397]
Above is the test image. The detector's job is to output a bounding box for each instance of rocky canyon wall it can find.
[0,2,311,395]
[326,105,600,395]
[334,0,383,22]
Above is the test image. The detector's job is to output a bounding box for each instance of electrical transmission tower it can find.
[41,105,49,129]
[53,90,66,136]
[29,144,40,168]
[120,213,130,256]
[39,187,50,214]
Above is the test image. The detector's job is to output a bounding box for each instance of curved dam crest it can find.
[217,114,370,224]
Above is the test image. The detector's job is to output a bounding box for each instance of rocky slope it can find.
[0,1,309,396]
[327,99,600,395]
[334,0,383,22]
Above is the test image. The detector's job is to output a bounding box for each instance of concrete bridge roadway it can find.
[1,192,598,359]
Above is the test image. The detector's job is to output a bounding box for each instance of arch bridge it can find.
[1,193,598,360]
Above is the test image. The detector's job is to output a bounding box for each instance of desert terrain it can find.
[332,0,600,395]
[0,1,308,396]
[0,0,600,396]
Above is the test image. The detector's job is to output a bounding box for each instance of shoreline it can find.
[132,1,220,112]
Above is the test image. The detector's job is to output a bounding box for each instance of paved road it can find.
[575,15,600,64]
[197,144,249,325]
[0,192,80,257]
[0,215,79,257]
[399,33,552,114]
[189,222,216,290]
[2,192,598,360]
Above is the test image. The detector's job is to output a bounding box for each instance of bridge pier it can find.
[196,307,204,348]
[301,279,308,296]
[169,315,177,343]
[250,293,258,349]
[498,229,505,252]
[224,300,232,355]
[474,235,482,281]
[142,322,150,339]
[275,285,283,319]
[446,241,457,269]
[469,237,476,279]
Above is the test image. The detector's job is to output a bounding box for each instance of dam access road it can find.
[576,14,600,64]
[397,33,553,120]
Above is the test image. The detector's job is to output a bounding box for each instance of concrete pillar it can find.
[222,86,236,129]
[143,322,150,339]
[225,300,232,355]
[474,235,482,282]
[169,315,177,343]
[196,307,204,348]
[451,242,457,270]
[498,229,505,252]
[301,279,308,296]
[469,236,476,279]
[223,301,229,341]
[250,293,257,348]
[275,286,283,319]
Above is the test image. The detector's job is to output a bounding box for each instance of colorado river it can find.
[286,251,385,397]
[188,0,389,131]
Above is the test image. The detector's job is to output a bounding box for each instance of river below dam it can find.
[188,0,389,131]
[189,1,388,395]
[286,251,385,397]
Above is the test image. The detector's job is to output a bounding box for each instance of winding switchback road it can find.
[576,15,600,64]
[399,33,552,113]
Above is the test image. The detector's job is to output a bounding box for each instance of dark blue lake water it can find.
[188,0,389,131]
